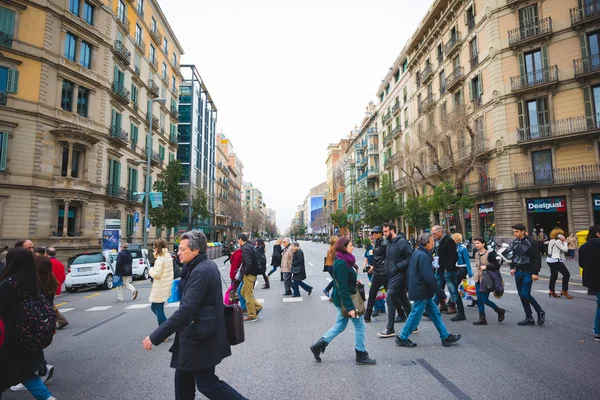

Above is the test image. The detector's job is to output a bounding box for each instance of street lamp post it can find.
[143,97,166,249]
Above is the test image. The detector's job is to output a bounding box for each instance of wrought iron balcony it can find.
[134,36,146,53]
[384,157,394,169]
[116,13,130,31]
[113,40,131,64]
[421,63,433,83]
[467,177,496,195]
[445,67,465,91]
[514,164,600,188]
[169,131,178,144]
[367,167,380,178]
[147,79,160,98]
[152,116,159,130]
[145,148,163,166]
[570,2,600,27]
[356,157,367,167]
[467,18,475,33]
[444,33,462,56]
[109,126,129,144]
[170,105,179,119]
[574,54,600,78]
[149,57,158,71]
[392,102,401,115]
[510,65,558,93]
[383,112,392,125]
[367,127,378,136]
[128,190,142,202]
[357,170,368,182]
[392,124,402,137]
[111,82,130,104]
[420,93,436,112]
[0,91,7,106]
[508,17,553,47]
[517,114,600,142]
[470,53,479,70]
[106,184,128,200]
[150,29,163,46]
[0,31,13,49]
[134,66,141,77]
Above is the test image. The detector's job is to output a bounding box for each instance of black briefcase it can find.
[223,304,245,346]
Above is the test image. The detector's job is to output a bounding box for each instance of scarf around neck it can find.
[336,251,356,268]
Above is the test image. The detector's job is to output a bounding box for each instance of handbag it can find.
[333,269,365,318]
[481,270,495,292]
[234,268,243,282]
[167,279,181,303]
[218,271,245,346]
[113,274,122,287]
[322,256,328,273]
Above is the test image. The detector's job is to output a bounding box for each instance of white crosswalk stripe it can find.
[257,299,265,304]
[503,290,519,294]
[59,308,75,313]
[320,296,329,301]
[86,306,112,311]
[165,302,180,308]
[283,297,303,302]
[125,304,151,309]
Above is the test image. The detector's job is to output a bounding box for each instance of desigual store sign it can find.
[478,203,494,217]
[526,197,567,213]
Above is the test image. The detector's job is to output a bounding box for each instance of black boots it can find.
[473,312,487,325]
[310,338,328,362]
[262,277,270,289]
[467,300,478,307]
[355,350,376,365]
[496,308,506,322]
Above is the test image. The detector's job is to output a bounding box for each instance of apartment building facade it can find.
[0,0,182,258]
[177,64,217,238]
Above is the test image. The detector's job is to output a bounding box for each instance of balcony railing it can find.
[574,54,600,77]
[149,57,158,71]
[0,91,7,106]
[470,53,479,70]
[170,105,179,119]
[128,190,142,202]
[473,96,482,110]
[445,67,464,91]
[367,167,380,178]
[0,31,13,48]
[134,36,146,53]
[510,65,558,92]
[106,184,128,200]
[111,82,130,103]
[134,66,141,77]
[508,17,553,47]
[150,29,163,45]
[392,124,402,137]
[444,33,462,56]
[367,127,378,136]
[116,13,130,31]
[369,190,381,198]
[169,131,178,144]
[570,2,600,26]
[145,148,163,165]
[421,63,433,83]
[514,164,600,188]
[152,116,159,130]
[467,18,475,33]
[517,114,600,142]
[383,112,392,125]
[392,102,401,115]
[109,126,129,144]
[356,158,367,166]
[420,93,436,112]
[384,157,394,169]
[113,40,131,64]
[357,170,368,182]
[467,177,496,195]
[147,79,160,97]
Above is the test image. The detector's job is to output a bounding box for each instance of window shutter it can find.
[473,3,476,16]
[464,10,468,25]
[478,73,483,96]
[108,160,115,186]
[115,161,121,187]
[468,78,474,101]
[133,169,138,191]
[583,86,594,128]
[113,65,118,84]
[541,45,549,70]
[517,100,526,128]
[580,34,589,58]
[0,132,8,170]
[518,53,526,77]
[7,69,18,93]
[0,7,16,36]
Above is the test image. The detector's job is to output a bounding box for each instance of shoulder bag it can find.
[218,269,244,345]
[333,267,365,318]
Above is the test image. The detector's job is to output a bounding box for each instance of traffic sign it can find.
[134,212,139,223]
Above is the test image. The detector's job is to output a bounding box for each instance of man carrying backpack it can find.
[238,234,263,322]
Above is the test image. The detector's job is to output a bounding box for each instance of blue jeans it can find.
[398,298,450,341]
[595,292,600,335]
[22,374,53,400]
[515,271,542,319]
[322,307,366,352]
[444,271,464,314]
[237,281,246,310]
[475,282,499,314]
[151,302,167,326]
[432,269,447,304]
[292,280,312,296]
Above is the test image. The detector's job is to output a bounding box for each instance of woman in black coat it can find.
[0,249,56,399]
[578,226,600,340]
[291,242,313,297]
[267,238,283,282]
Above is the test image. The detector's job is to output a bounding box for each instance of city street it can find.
[4,241,598,400]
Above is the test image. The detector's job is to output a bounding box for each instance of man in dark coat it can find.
[238,234,263,321]
[378,222,414,338]
[115,243,137,302]
[432,225,456,313]
[579,226,600,341]
[291,242,313,297]
[365,226,387,322]
[142,231,246,400]
[395,232,461,348]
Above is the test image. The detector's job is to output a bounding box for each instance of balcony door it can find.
[592,86,600,128]
[524,49,543,85]
[524,97,550,139]
[587,32,600,70]
[532,150,553,185]
[519,5,539,39]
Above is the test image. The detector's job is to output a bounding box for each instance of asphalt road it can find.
[3,241,598,400]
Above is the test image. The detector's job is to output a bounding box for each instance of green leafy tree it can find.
[330,210,348,230]
[149,160,188,234]
[404,195,432,232]
[357,186,380,227]
[377,174,403,223]
[429,180,474,233]
[190,187,210,230]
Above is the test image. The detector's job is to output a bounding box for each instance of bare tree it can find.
[245,210,263,236]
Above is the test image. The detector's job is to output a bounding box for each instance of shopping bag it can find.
[167,278,181,303]
[113,274,122,288]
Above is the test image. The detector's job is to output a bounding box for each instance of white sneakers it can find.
[10,364,54,391]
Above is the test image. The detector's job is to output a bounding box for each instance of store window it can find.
[532,149,553,185]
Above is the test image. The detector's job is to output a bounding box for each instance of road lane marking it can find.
[59,308,75,313]
[320,296,329,301]
[570,290,589,294]
[125,304,151,309]
[86,306,113,311]
[72,312,126,337]
[55,302,68,307]
[257,299,265,304]
[503,290,518,294]
[416,359,470,399]
[166,302,180,308]
[84,293,101,299]
[283,297,303,302]
[308,262,314,266]
[325,278,332,282]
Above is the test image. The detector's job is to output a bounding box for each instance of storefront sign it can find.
[104,219,121,229]
[526,197,567,213]
[593,194,600,211]
[478,203,494,217]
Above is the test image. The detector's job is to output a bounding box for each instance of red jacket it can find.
[50,257,66,295]
[229,249,242,280]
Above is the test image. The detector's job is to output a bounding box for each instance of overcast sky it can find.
[160,0,432,233]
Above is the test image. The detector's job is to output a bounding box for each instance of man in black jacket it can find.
[143,231,246,400]
[432,225,455,313]
[508,223,545,326]
[436,227,464,321]
[395,233,461,348]
[364,226,387,322]
[378,223,414,338]
[115,243,137,302]
[238,234,263,322]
